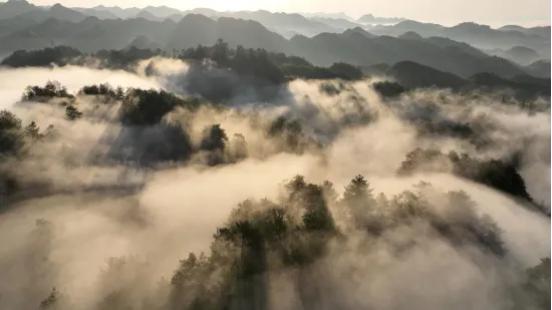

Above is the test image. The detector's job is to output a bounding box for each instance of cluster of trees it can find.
[166,175,507,309]
[13,81,319,167]
[22,81,74,102]
[181,40,286,84]
[399,148,533,204]
[114,87,319,165]
[109,121,193,165]
[199,124,229,166]
[28,174,549,309]
[80,83,125,100]
[120,89,200,126]
[0,110,50,156]
[393,100,478,142]
[2,44,364,83]
[95,47,165,68]
[0,110,53,202]
[1,46,164,70]
[373,81,406,98]
[1,76,548,309]
[0,110,25,157]
[79,86,238,166]
[0,46,82,67]
[22,82,85,121]
[180,40,363,83]
[181,40,363,82]
[268,116,316,154]
[278,61,363,80]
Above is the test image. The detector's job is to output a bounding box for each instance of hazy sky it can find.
[18,0,552,26]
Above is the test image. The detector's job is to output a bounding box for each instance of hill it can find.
[389,61,468,89]
[368,20,550,58]
[0,14,533,78]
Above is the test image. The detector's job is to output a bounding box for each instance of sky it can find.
[15,0,552,26]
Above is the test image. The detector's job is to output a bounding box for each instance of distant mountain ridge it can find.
[0,1,369,37]
[358,14,405,25]
[367,20,551,59]
[0,1,548,79]
[0,12,535,79]
[2,1,547,52]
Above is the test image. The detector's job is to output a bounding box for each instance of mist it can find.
[0,57,549,310]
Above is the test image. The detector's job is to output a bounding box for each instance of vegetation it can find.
[181,40,364,82]
[168,175,506,309]
[120,89,200,126]
[65,105,82,121]
[268,116,313,154]
[386,61,550,101]
[199,124,229,166]
[95,47,164,68]
[1,46,82,67]
[80,84,125,100]
[399,148,532,202]
[0,10,548,310]
[0,110,23,156]
[2,43,365,83]
[22,81,74,102]
[109,121,193,165]
[373,81,406,98]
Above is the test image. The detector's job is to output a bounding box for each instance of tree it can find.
[1,46,81,68]
[212,39,230,65]
[200,124,228,152]
[268,116,306,153]
[341,175,381,233]
[25,121,41,139]
[22,81,73,102]
[120,89,199,126]
[329,62,363,80]
[65,106,82,121]
[200,124,229,166]
[0,110,23,155]
[373,81,406,98]
[343,175,373,204]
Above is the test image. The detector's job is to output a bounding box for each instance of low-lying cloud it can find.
[0,60,548,310]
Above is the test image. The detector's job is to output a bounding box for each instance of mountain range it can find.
[1,0,548,50]
[367,20,550,59]
[0,0,549,79]
[0,0,385,38]
[387,60,549,99]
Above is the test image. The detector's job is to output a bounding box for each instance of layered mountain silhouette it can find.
[0,1,549,80]
[386,60,549,98]
[0,1,367,37]
[0,1,548,59]
[287,27,527,77]
[525,60,551,78]
[0,0,36,19]
[368,20,551,59]
[0,12,537,79]
[357,14,405,25]
[388,61,468,89]
[0,0,86,22]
